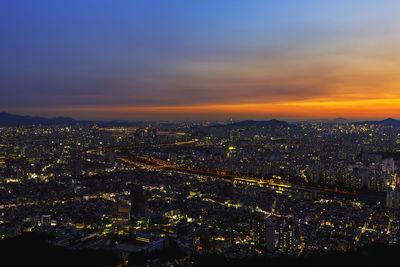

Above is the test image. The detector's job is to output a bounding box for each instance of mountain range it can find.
[1,111,400,128]
[354,118,400,127]
[0,112,146,127]
[229,119,291,128]
[0,112,89,126]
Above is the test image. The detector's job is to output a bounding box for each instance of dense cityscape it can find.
[2,116,400,265]
[3,1,400,266]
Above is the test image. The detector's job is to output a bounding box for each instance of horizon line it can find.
[1,110,399,123]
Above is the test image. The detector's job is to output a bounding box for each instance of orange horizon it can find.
[8,98,400,120]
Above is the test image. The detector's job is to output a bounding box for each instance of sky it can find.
[1,0,400,121]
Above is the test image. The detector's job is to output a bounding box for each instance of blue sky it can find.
[1,1,400,119]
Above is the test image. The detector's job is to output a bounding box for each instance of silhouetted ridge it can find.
[210,119,291,128]
[0,112,150,127]
[379,118,400,126]
[230,119,291,128]
[353,118,400,127]
[0,112,90,126]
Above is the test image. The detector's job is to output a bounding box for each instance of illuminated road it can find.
[87,141,357,197]
[121,153,357,196]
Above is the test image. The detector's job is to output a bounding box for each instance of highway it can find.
[86,141,358,197]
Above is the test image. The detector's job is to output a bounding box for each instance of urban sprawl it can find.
[1,120,400,264]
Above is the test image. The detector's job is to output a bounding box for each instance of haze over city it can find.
[2,1,400,120]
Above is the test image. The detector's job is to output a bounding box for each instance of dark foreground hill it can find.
[0,232,120,267]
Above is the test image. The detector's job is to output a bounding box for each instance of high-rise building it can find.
[386,171,400,209]
[253,217,276,252]
[265,218,276,252]
[383,158,395,174]
[70,147,82,179]
[278,219,298,254]
[386,188,400,209]
[130,184,148,220]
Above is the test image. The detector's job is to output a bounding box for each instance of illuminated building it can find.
[383,158,395,174]
[383,158,400,208]
[112,202,131,225]
[254,218,276,252]
[386,172,400,209]
[386,188,400,209]
[278,219,298,254]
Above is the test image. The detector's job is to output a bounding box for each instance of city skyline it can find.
[2,1,400,120]
[4,2,400,265]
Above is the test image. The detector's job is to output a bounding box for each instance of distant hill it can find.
[0,111,160,127]
[329,117,351,123]
[377,118,400,127]
[306,117,352,124]
[95,120,147,127]
[0,112,91,126]
[354,118,400,127]
[212,119,291,128]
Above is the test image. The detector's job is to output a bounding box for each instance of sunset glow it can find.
[13,98,400,120]
[2,1,400,120]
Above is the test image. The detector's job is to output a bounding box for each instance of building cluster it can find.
[1,122,400,263]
